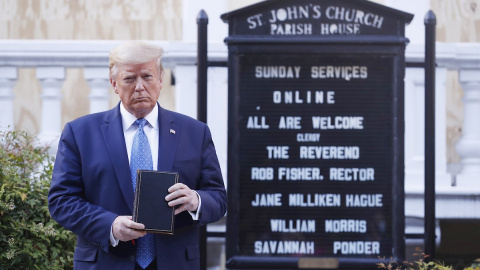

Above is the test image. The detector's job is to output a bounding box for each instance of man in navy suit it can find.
[48,41,227,270]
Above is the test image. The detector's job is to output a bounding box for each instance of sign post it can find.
[222,1,413,268]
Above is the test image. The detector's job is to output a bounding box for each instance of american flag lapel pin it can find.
[170,128,176,134]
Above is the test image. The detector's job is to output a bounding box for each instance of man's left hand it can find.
[166,183,199,215]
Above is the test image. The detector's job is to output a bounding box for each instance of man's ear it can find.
[110,78,118,94]
[159,71,165,87]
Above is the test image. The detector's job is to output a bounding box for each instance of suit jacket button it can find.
[129,255,135,262]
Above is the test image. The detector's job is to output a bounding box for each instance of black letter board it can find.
[221,0,413,269]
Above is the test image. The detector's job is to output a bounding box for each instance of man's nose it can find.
[135,77,145,91]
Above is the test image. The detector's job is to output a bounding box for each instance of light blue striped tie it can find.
[130,118,155,269]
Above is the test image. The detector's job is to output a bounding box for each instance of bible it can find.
[132,170,178,234]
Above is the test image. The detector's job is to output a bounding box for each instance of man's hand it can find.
[112,216,147,242]
[165,183,199,215]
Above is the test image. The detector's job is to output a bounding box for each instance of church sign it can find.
[222,0,413,268]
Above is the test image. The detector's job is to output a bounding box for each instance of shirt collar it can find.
[120,102,159,132]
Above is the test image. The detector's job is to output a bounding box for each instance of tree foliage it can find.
[0,130,76,269]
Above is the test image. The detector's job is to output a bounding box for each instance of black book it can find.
[132,170,178,234]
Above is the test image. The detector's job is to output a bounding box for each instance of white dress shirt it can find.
[121,103,159,171]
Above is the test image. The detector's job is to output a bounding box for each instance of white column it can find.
[404,66,452,191]
[455,68,480,186]
[84,67,111,114]
[404,68,425,190]
[174,65,197,119]
[36,67,65,150]
[434,67,452,188]
[207,67,228,187]
[0,67,17,131]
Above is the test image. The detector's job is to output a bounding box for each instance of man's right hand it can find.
[112,215,147,242]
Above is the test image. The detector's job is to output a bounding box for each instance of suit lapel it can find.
[101,104,134,212]
[157,106,178,172]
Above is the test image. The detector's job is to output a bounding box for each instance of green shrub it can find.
[0,130,76,270]
[378,248,480,270]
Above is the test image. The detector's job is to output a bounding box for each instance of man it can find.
[48,41,227,270]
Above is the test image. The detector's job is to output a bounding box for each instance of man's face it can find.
[111,60,163,118]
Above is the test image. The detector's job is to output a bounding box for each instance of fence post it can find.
[197,9,208,270]
[424,10,436,260]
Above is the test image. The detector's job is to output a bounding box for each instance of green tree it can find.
[0,130,76,270]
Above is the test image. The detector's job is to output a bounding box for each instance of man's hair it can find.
[109,41,164,79]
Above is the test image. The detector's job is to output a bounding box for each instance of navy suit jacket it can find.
[48,103,227,270]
